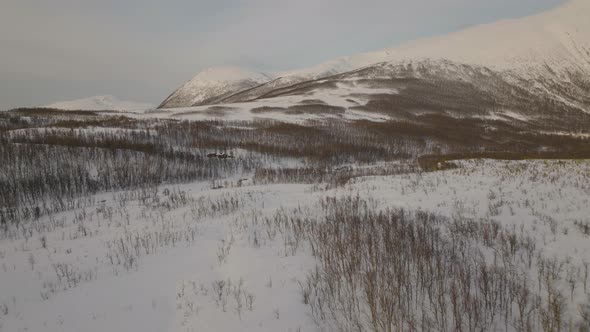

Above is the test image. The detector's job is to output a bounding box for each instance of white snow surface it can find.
[45,95,155,111]
[1,159,590,331]
[271,49,395,85]
[140,79,396,123]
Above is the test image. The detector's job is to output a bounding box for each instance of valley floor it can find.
[1,159,590,331]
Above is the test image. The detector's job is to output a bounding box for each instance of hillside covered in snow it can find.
[157,67,273,109]
[158,0,590,119]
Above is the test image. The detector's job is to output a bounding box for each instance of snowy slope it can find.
[158,53,395,109]
[310,0,589,78]
[46,95,155,111]
[218,50,396,104]
[159,0,590,110]
[302,0,590,77]
[3,159,590,331]
[158,66,273,109]
[379,0,590,77]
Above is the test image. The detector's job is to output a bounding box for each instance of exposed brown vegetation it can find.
[2,107,588,228]
[253,195,588,331]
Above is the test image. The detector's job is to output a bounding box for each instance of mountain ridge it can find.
[157,66,272,109]
[158,0,590,111]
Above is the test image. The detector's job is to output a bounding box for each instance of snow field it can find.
[1,159,589,331]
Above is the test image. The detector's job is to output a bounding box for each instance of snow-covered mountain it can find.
[158,53,394,109]
[46,95,154,111]
[159,0,590,116]
[381,0,590,75]
[158,66,273,109]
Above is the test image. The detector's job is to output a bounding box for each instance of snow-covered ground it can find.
[1,158,589,331]
[147,80,396,123]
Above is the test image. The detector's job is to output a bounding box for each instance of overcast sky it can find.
[0,0,565,109]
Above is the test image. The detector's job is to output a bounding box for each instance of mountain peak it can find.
[158,66,273,109]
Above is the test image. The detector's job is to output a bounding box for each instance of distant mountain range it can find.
[46,95,154,111]
[157,0,590,126]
